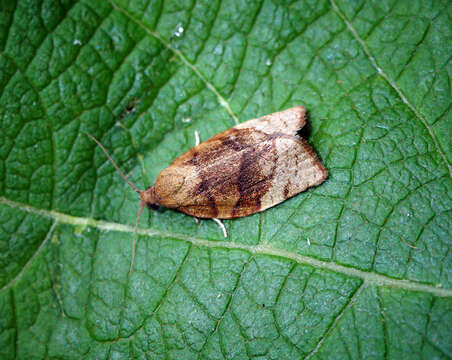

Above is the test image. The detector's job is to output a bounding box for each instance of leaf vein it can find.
[0,196,451,298]
[305,281,365,359]
[109,0,239,125]
[330,0,452,176]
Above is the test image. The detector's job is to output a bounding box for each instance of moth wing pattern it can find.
[234,105,306,135]
[152,106,328,219]
[169,106,307,167]
[257,135,328,212]
[153,128,268,218]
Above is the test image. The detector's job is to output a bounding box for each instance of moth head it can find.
[139,186,160,206]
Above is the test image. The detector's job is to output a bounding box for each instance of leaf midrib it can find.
[1,196,450,298]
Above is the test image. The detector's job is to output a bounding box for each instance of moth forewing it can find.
[148,106,328,219]
[234,105,306,134]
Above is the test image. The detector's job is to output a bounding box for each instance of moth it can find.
[87,106,328,272]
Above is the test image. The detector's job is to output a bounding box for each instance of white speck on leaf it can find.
[182,117,191,123]
[73,39,82,45]
[265,59,272,66]
[174,24,184,37]
[214,44,223,55]
[376,123,389,130]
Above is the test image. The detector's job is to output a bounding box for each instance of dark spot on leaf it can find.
[119,98,139,119]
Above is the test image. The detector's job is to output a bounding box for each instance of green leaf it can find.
[0,0,451,359]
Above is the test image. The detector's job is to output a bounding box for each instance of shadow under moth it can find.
[87,106,328,273]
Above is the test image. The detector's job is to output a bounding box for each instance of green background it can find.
[0,0,451,359]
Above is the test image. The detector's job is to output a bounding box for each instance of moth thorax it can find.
[153,168,186,198]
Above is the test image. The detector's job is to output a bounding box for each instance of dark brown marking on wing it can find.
[176,128,296,218]
[190,178,218,217]
[283,180,291,198]
[232,140,277,217]
[189,148,199,166]
[184,128,249,166]
[219,130,247,152]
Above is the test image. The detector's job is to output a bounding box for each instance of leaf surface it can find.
[0,0,451,359]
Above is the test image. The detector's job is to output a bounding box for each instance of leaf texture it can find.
[0,0,451,359]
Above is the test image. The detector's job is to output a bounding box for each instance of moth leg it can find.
[194,130,200,146]
[193,217,199,224]
[213,218,227,238]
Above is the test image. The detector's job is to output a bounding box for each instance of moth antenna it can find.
[129,203,145,275]
[84,131,141,193]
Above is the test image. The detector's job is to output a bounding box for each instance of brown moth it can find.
[87,106,327,272]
